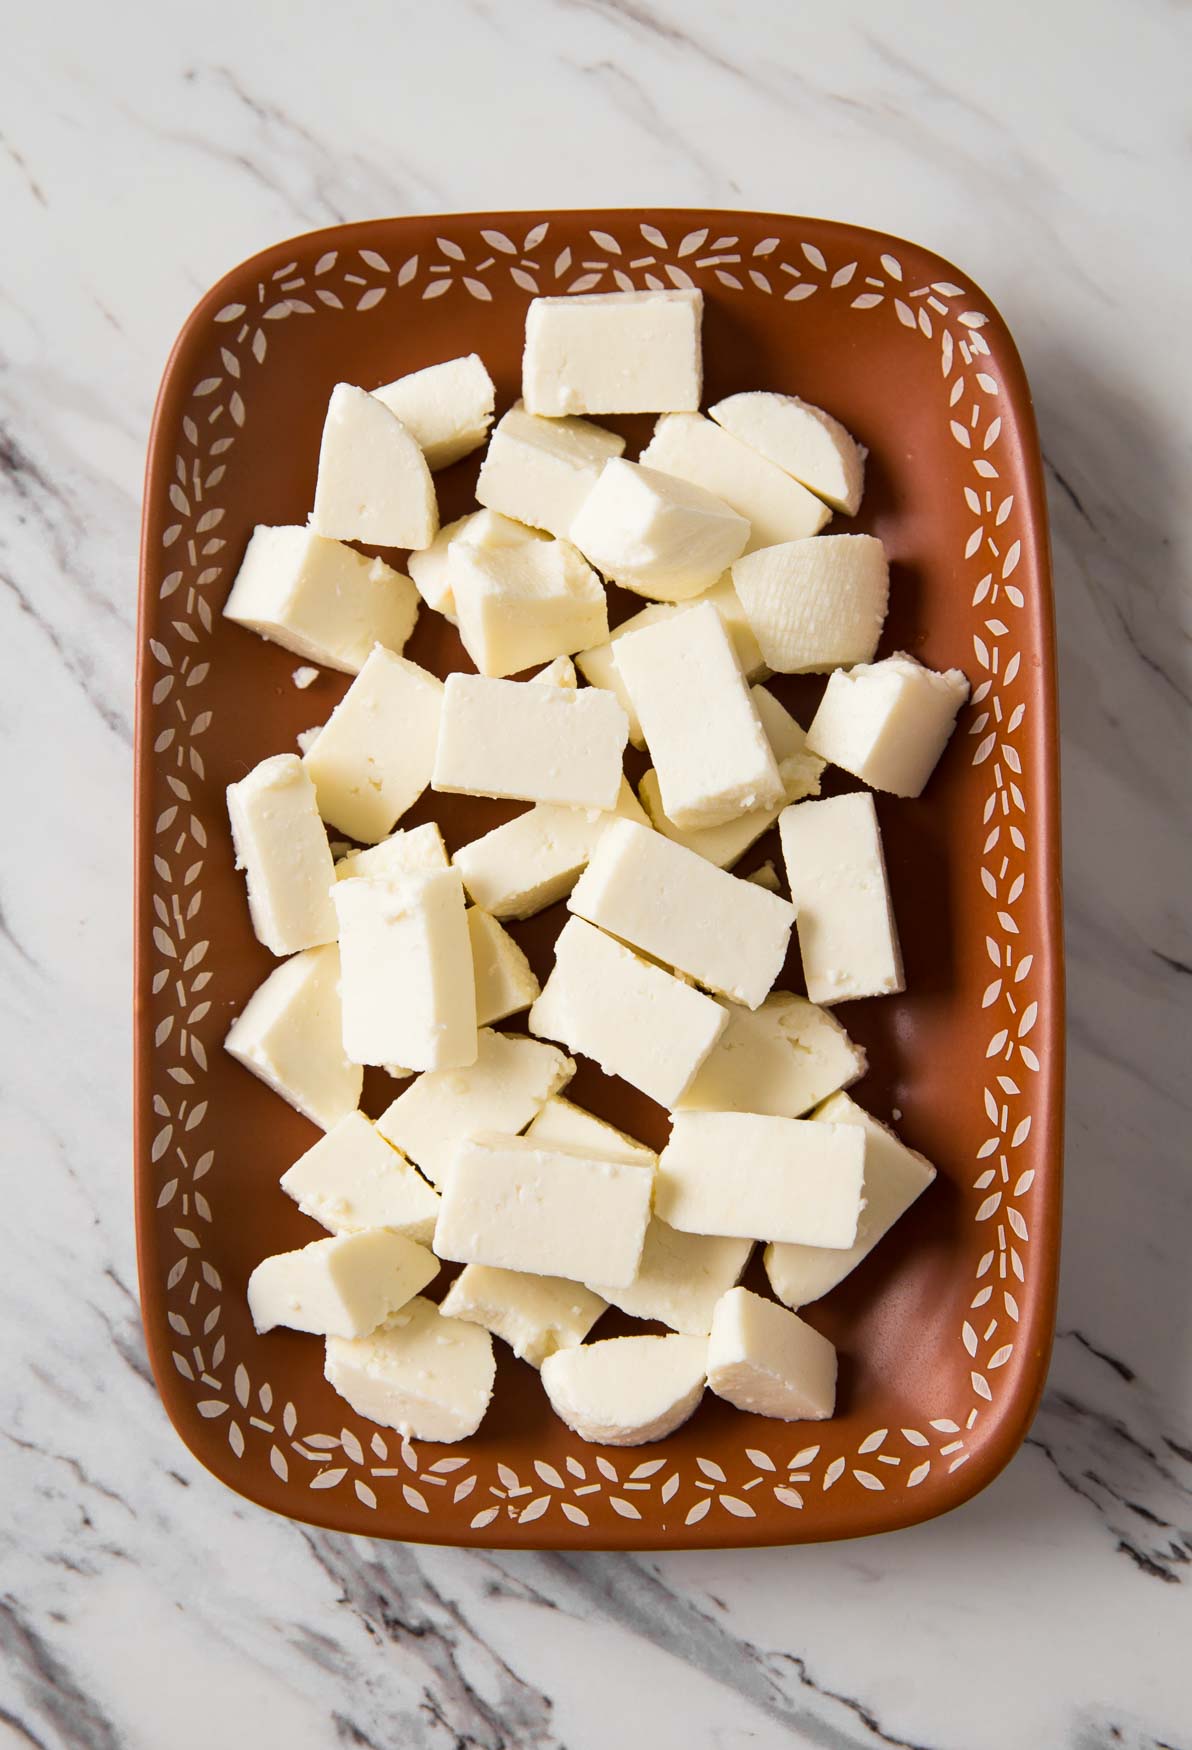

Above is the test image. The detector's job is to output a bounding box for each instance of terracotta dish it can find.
[135,210,1063,1547]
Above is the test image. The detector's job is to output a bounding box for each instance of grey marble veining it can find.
[2,0,1190,1745]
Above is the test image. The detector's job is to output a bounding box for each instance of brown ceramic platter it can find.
[135,210,1063,1548]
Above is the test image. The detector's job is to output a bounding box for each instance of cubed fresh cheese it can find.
[640,412,829,549]
[303,646,443,843]
[576,576,765,748]
[407,509,528,619]
[752,683,827,797]
[569,818,795,1009]
[439,1265,607,1367]
[225,944,361,1131]
[656,1109,865,1246]
[226,754,337,955]
[247,1230,437,1337]
[371,353,495,469]
[375,1027,574,1187]
[325,1296,495,1441]
[529,917,727,1106]
[613,602,782,829]
[525,1096,655,1168]
[589,1222,752,1336]
[540,1334,708,1445]
[332,870,476,1071]
[731,535,889,673]
[677,992,866,1118]
[434,1131,654,1287]
[570,458,749,601]
[333,821,448,882]
[806,652,970,796]
[467,907,540,1024]
[453,779,647,919]
[709,391,866,516]
[765,1092,936,1308]
[778,793,904,1004]
[707,1286,836,1420]
[699,572,769,680]
[523,289,702,417]
[279,1110,440,1243]
[310,383,438,549]
[638,683,823,868]
[432,673,628,810]
[475,401,625,538]
[533,654,577,687]
[448,525,608,677]
[223,527,419,673]
[745,860,781,893]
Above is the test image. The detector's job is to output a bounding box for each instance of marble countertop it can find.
[3,1,1189,1745]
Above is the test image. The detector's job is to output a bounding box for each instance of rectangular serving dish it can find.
[135,209,1063,1548]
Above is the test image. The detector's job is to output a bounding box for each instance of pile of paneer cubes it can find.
[218,288,968,1446]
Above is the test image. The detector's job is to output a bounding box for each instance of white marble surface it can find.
[2,0,1190,1744]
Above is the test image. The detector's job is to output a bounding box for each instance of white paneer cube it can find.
[640,767,780,872]
[434,1131,654,1287]
[432,673,628,810]
[375,1027,574,1187]
[589,1222,752,1337]
[707,1287,837,1420]
[532,654,577,687]
[467,907,540,1024]
[752,683,827,797]
[779,793,904,1004]
[453,779,647,919]
[640,412,830,549]
[656,1109,865,1247]
[731,535,889,673]
[746,860,782,892]
[325,1296,495,1441]
[576,576,765,748]
[569,818,795,1009]
[529,917,727,1107]
[448,526,608,677]
[223,527,420,673]
[523,289,702,417]
[332,870,476,1071]
[540,1334,708,1446]
[406,509,527,620]
[765,1091,937,1309]
[570,458,749,602]
[334,822,448,882]
[699,572,768,679]
[475,401,625,538]
[709,391,866,516]
[303,646,443,843]
[279,1111,441,1243]
[310,383,438,549]
[677,992,866,1119]
[439,1265,607,1367]
[371,353,495,470]
[525,1096,655,1168]
[639,683,823,868]
[225,945,361,1131]
[613,602,782,829]
[806,652,970,796]
[247,1230,437,1338]
[226,754,338,956]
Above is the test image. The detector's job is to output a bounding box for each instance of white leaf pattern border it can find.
[145,220,1040,1536]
